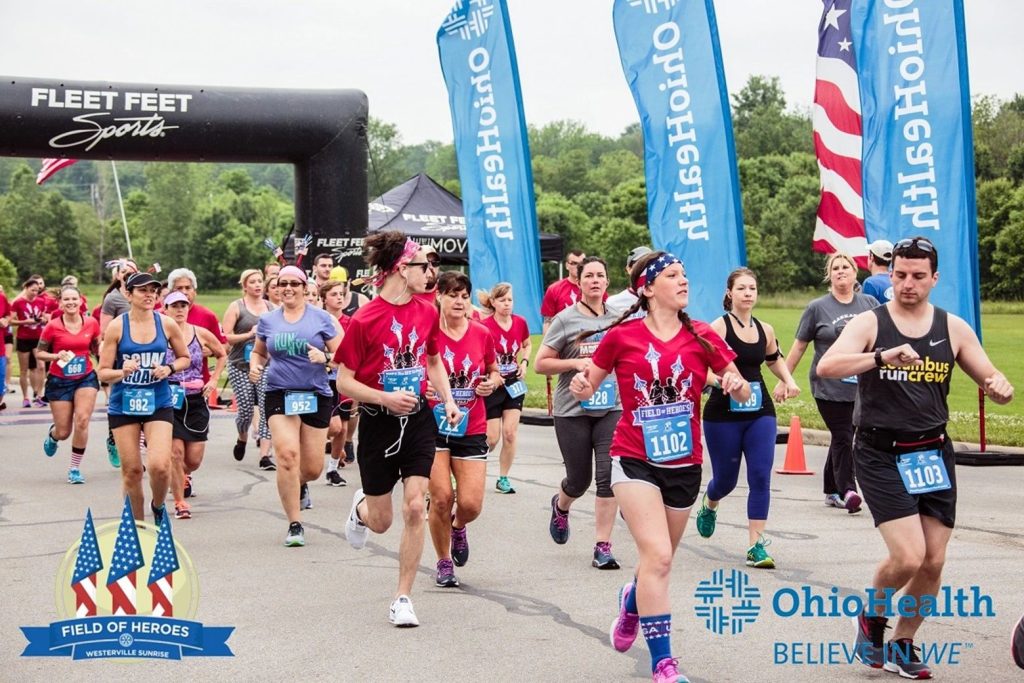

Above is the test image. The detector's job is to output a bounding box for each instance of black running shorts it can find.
[484,383,525,419]
[172,393,210,442]
[855,436,957,529]
[610,456,702,510]
[264,389,332,429]
[435,432,489,460]
[357,404,436,496]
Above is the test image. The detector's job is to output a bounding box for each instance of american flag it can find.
[70,509,103,618]
[106,497,145,615]
[812,0,868,267]
[35,158,78,185]
[147,510,179,617]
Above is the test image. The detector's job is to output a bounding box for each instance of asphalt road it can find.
[2,403,1022,682]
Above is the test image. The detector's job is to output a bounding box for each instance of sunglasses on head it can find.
[893,237,935,254]
[277,280,305,288]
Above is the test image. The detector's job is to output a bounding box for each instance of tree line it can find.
[1,75,1023,298]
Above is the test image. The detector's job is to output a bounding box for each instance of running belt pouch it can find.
[858,428,946,454]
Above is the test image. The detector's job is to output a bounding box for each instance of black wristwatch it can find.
[874,348,885,368]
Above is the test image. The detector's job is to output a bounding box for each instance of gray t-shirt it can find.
[795,292,877,402]
[541,303,623,418]
[101,289,130,318]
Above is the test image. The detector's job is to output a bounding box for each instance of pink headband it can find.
[278,265,308,283]
[369,239,421,287]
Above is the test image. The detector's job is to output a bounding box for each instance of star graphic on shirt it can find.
[838,37,851,51]
[824,4,846,30]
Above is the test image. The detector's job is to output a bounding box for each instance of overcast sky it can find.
[0,1,1020,144]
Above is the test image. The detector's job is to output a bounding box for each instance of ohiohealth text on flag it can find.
[438,0,544,332]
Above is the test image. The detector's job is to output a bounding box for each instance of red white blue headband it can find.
[633,253,682,292]
[368,238,422,287]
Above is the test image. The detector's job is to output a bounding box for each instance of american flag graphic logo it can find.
[147,510,180,617]
[106,497,146,616]
[70,510,103,618]
[812,0,868,266]
[440,0,494,40]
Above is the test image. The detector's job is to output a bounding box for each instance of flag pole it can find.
[110,160,133,260]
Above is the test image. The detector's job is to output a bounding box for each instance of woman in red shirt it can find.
[427,271,500,588]
[571,251,750,683]
[10,278,49,407]
[35,287,102,483]
[479,283,531,495]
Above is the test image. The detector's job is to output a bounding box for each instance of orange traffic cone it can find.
[208,386,223,410]
[776,415,814,475]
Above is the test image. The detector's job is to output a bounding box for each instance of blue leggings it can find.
[703,416,777,521]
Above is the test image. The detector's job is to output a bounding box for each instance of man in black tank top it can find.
[818,237,1014,678]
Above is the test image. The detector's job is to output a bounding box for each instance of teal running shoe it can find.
[746,535,775,569]
[695,494,717,538]
[67,468,85,484]
[43,426,58,457]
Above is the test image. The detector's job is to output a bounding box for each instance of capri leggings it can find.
[553,411,619,499]
[227,364,271,440]
[703,415,777,521]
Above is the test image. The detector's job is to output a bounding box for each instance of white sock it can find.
[327,457,340,473]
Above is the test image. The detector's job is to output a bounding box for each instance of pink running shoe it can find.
[609,582,639,652]
[652,658,690,683]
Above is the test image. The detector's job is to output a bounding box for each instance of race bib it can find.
[506,380,527,399]
[123,388,156,416]
[63,355,87,377]
[284,391,317,415]
[638,403,693,463]
[382,367,424,396]
[581,377,617,411]
[729,382,763,413]
[840,375,858,385]
[243,342,254,362]
[434,404,468,438]
[170,384,186,410]
[897,450,951,495]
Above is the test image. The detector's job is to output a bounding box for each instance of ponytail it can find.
[679,311,714,353]
[576,297,643,344]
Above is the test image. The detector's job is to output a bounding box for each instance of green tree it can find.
[0,251,17,291]
[535,192,590,248]
[990,206,1024,299]
[975,178,1020,296]
[731,75,813,159]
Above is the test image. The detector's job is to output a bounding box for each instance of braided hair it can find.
[578,251,714,353]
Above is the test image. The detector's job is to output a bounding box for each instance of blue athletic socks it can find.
[625,575,638,614]
[640,613,672,672]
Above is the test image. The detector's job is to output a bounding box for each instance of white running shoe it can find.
[389,595,419,627]
[345,488,368,550]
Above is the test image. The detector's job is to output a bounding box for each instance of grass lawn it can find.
[70,287,1022,446]
[520,307,1024,447]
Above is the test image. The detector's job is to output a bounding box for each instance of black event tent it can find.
[368,173,563,264]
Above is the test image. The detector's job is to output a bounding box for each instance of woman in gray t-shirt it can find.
[782,253,876,513]
[535,256,623,570]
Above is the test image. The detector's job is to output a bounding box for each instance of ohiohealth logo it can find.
[20,498,233,660]
[694,569,761,635]
[628,0,678,14]
[441,0,494,40]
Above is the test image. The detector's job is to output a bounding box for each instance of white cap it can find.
[867,239,894,261]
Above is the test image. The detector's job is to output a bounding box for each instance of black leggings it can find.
[815,398,857,496]
[553,411,619,499]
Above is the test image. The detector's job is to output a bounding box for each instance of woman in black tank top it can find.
[697,268,801,569]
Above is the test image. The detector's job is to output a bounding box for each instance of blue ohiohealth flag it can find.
[850,0,980,332]
[438,0,544,333]
[613,0,745,323]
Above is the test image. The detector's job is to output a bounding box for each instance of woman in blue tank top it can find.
[696,268,802,569]
[98,272,190,524]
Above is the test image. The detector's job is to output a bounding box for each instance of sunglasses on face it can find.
[893,237,935,254]
[426,256,441,268]
[406,261,431,272]
[277,280,305,288]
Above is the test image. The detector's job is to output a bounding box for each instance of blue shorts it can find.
[45,371,100,402]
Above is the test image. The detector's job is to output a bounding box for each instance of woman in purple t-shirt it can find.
[250,266,342,547]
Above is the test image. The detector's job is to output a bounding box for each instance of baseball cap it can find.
[329,266,349,282]
[867,239,894,261]
[627,246,653,268]
[163,291,190,307]
[126,272,160,290]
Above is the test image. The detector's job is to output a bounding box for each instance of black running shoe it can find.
[853,612,888,668]
[259,456,276,471]
[451,525,469,567]
[184,474,194,499]
[343,441,355,464]
[151,501,167,527]
[233,440,246,461]
[326,470,346,487]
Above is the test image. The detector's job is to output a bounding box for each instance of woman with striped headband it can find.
[570,251,750,683]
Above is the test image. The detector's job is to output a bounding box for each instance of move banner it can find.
[437,0,544,332]
[613,0,745,323]
[850,0,980,332]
